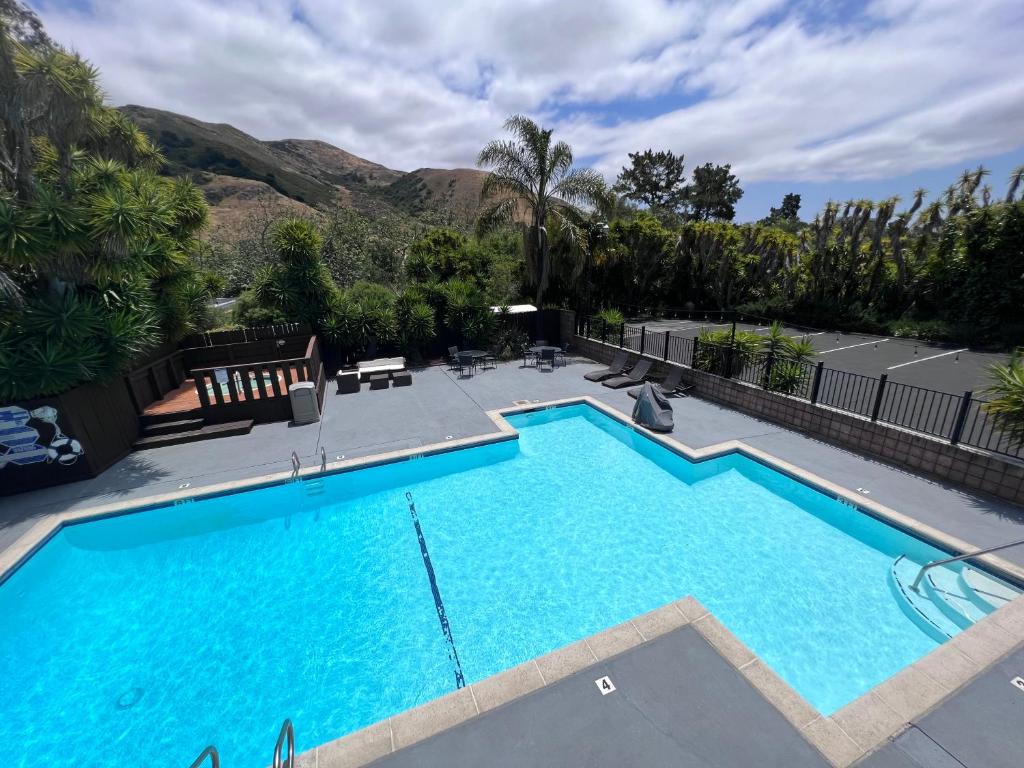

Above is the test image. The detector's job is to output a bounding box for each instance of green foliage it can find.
[693,328,761,376]
[594,307,625,334]
[477,114,607,310]
[613,149,688,220]
[688,163,743,222]
[0,19,212,399]
[983,353,1024,448]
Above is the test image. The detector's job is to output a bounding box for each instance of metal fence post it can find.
[663,330,671,362]
[692,338,700,369]
[950,391,973,445]
[639,325,646,356]
[763,351,775,391]
[809,361,824,404]
[723,344,734,379]
[619,322,625,348]
[870,373,888,421]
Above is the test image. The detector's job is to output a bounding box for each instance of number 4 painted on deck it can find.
[595,676,616,695]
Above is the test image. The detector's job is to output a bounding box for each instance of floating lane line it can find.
[405,491,465,689]
[818,338,890,354]
[887,348,968,370]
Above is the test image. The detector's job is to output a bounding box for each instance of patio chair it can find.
[480,347,498,370]
[629,366,690,399]
[534,339,548,347]
[602,358,653,389]
[583,350,630,382]
[447,346,460,371]
[456,352,476,377]
[537,347,556,371]
[523,345,538,367]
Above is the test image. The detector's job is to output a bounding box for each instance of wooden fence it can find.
[190,336,326,424]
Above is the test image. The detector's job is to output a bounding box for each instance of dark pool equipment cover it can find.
[632,382,674,432]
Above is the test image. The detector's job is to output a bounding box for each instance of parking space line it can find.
[790,331,827,338]
[887,348,968,370]
[818,339,890,354]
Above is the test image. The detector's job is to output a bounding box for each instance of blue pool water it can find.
[0,404,954,767]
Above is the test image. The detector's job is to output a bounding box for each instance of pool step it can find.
[961,567,1018,612]
[890,555,1022,643]
[302,479,326,497]
[890,556,960,642]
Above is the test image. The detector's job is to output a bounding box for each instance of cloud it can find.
[32,0,1024,184]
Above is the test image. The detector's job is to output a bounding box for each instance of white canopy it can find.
[491,304,537,315]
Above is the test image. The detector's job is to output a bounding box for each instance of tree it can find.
[613,149,688,220]
[476,115,606,315]
[687,162,743,221]
[763,193,801,225]
[0,12,212,400]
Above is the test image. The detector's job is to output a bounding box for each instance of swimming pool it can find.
[0,402,1010,767]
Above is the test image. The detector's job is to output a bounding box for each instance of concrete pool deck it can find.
[2,355,1024,766]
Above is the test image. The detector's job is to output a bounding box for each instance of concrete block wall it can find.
[573,335,1024,507]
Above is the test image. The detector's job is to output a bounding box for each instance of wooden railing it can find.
[191,336,325,423]
[125,348,187,414]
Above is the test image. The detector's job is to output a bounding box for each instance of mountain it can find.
[120,106,490,239]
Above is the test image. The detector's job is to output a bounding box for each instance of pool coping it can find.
[3,395,1024,767]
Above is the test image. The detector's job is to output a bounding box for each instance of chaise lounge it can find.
[628,366,691,398]
[584,350,631,382]
[602,358,653,389]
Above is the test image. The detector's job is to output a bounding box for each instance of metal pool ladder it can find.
[291,451,301,477]
[189,746,219,768]
[272,719,295,768]
[911,536,1024,592]
[186,719,293,767]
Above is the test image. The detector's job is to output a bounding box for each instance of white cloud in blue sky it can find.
[33,0,1024,219]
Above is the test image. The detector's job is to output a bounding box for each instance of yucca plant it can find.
[0,16,214,399]
[983,353,1024,447]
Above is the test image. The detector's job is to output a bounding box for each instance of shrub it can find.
[593,308,625,338]
[983,353,1024,448]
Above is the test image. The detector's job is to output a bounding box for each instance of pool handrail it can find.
[910,536,1024,592]
[291,451,300,477]
[188,746,219,768]
[272,719,295,768]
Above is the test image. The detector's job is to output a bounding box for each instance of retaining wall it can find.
[573,335,1024,507]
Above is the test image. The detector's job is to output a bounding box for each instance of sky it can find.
[32,0,1024,222]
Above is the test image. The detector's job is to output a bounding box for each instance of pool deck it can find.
[3,355,1024,766]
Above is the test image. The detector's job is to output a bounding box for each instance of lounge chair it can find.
[583,350,630,382]
[602,358,652,389]
[628,366,690,399]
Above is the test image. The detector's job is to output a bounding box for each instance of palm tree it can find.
[1006,165,1024,204]
[476,115,606,313]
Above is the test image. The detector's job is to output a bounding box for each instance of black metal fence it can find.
[576,317,1022,461]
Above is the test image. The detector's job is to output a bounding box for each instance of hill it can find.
[120,106,491,238]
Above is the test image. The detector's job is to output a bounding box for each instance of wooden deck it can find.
[143,379,201,416]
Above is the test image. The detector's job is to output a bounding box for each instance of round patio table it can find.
[459,350,489,359]
[528,346,561,354]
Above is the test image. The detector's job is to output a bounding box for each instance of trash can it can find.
[288,381,320,424]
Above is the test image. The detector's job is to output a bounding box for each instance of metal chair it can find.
[538,347,556,371]
[456,352,476,377]
[447,346,460,371]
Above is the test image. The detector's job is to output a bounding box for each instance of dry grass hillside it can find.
[121,105,517,240]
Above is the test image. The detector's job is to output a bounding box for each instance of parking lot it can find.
[630,317,1010,396]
